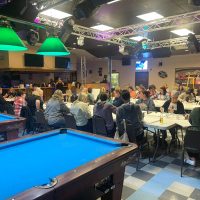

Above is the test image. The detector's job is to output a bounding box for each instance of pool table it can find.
[0,113,26,142]
[0,129,137,200]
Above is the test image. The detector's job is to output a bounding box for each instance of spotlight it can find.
[77,36,84,46]
[187,33,200,53]
[59,18,74,43]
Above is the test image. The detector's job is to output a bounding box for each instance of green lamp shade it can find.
[37,37,70,56]
[0,27,28,51]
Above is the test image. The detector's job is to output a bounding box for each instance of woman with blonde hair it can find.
[44,90,70,128]
[70,92,92,132]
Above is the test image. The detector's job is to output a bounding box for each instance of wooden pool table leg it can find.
[101,167,125,200]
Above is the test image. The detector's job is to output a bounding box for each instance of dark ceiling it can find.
[1,0,200,58]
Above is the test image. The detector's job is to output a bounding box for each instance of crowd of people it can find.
[0,82,200,166]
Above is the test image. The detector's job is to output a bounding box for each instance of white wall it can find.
[148,54,200,90]
[77,53,200,90]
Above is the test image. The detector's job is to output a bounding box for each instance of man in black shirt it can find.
[116,90,144,143]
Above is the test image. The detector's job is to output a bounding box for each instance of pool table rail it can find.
[8,129,138,200]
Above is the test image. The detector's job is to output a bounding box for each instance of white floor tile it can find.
[168,182,195,197]
[123,176,146,190]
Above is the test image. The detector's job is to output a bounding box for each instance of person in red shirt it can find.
[14,90,26,117]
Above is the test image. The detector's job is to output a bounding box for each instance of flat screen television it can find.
[136,60,148,71]
[55,57,71,69]
[24,53,44,67]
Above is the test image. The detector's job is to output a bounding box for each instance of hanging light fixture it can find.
[0,19,28,51]
[36,36,70,56]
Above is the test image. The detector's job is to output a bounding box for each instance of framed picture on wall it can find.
[175,68,200,87]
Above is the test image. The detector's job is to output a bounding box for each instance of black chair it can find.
[64,114,77,129]
[122,120,151,170]
[181,126,200,177]
[20,106,34,134]
[33,110,51,134]
[92,115,108,137]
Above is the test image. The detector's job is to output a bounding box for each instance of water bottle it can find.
[160,112,164,124]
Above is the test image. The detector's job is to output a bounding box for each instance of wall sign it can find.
[158,71,168,78]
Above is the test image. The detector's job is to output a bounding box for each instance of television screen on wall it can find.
[136,60,148,71]
[55,57,71,69]
[24,53,44,67]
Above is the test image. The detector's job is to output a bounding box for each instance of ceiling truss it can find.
[4,7,200,49]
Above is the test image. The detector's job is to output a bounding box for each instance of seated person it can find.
[116,90,144,143]
[157,86,170,101]
[96,87,106,102]
[87,87,94,105]
[113,89,124,107]
[55,77,64,92]
[70,86,78,103]
[178,88,195,102]
[161,92,185,143]
[136,84,146,99]
[149,84,158,99]
[70,93,92,132]
[44,90,70,128]
[33,84,44,101]
[3,88,16,99]
[14,90,26,117]
[128,86,136,99]
[0,94,14,115]
[93,93,116,137]
[185,107,200,166]
[26,88,43,116]
[136,90,156,111]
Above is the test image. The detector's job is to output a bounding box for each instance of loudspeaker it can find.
[152,48,171,58]
[73,0,111,19]
[0,0,38,21]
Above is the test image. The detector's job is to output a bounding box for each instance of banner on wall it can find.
[175,68,200,86]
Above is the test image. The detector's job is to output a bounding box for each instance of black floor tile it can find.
[190,188,200,199]
[122,185,135,200]
[131,170,154,181]
[151,160,169,168]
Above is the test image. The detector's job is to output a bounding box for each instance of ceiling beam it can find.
[107,10,200,38]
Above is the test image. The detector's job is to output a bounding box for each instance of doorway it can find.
[135,72,149,88]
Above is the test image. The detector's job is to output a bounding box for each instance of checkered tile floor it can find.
[122,149,200,200]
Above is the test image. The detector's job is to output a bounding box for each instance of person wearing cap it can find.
[44,90,70,128]
[160,91,185,146]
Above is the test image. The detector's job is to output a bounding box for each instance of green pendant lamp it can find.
[0,22,28,51]
[36,36,70,56]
